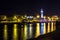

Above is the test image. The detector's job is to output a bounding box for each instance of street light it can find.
[36,15,40,18]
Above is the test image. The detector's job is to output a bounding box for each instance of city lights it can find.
[1,0,60,40]
[29,24,33,38]
[36,15,40,18]
[0,9,59,40]
[0,14,59,40]
[0,15,59,23]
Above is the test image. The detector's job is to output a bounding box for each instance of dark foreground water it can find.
[0,22,56,40]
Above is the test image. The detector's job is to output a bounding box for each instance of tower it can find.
[40,8,44,34]
[40,8,44,18]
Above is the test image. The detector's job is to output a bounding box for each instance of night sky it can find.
[0,0,60,16]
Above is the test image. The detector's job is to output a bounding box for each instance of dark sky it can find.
[0,0,60,16]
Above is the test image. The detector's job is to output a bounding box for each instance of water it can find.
[0,22,56,40]
[3,24,8,40]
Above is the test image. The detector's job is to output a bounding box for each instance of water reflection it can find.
[2,22,56,40]
[44,23,46,34]
[47,22,50,33]
[35,23,40,38]
[40,23,44,34]
[4,24,8,40]
[13,24,18,40]
[23,24,28,40]
[29,24,32,38]
[51,22,54,32]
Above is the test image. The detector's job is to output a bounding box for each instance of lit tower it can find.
[40,8,44,18]
[40,8,45,34]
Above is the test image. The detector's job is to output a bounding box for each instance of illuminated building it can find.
[40,8,44,18]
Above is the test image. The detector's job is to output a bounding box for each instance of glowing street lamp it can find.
[36,15,40,18]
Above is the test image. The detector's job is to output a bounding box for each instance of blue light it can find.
[40,23,44,35]
[40,8,44,18]
[41,9,43,13]
[41,23,44,25]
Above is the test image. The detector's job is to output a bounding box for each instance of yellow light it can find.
[44,16,46,19]
[24,15,27,18]
[4,24,8,40]
[35,23,40,38]
[51,22,54,32]
[51,16,59,21]
[47,22,50,33]
[13,15,17,21]
[21,16,24,18]
[13,24,18,40]
[37,15,40,18]
[51,17,54,21]
[17,19,21,22]
[48,17,51,21]
[44,23,46,34]
[23,24,27,40]
[29,24,32,38]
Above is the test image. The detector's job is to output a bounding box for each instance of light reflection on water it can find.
[40,23,44,34]
[4,24,8,40]
[23,24,28,40]
[51,22,54,32]
[35,23,40,38]
[3,22,56,40]
[28,24,32,38]
[47,22,50,33]
[44,23,46,34]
